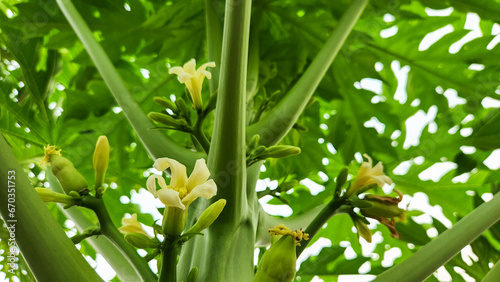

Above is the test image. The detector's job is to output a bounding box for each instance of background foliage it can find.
[1,0,500,281]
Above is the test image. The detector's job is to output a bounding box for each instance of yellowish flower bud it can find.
[351,215,372,243]
[93,136,109,189]
[42,145,89,195]
[254,234,297,282]
[186,199,226,234]
[118,214,151,237]
[35,188,78,205]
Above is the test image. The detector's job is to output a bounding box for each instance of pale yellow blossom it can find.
[146,158,217,210]
[345,154,392,198]
[118,214,151,238]
[169,59,215,110]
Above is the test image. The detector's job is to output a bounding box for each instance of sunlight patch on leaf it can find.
[425,7,454,17]
[418,161,457,182]
[380,26,398,39]
[391,61,410,104]
[481,97,500,108]
[483,149,500,170]
[403,106,438,149]
[419,24,454,51]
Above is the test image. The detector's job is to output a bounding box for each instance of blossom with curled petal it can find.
[147,158,217,210]
[168,59,216,110]
[345,154,392,198]
[118,214,151,238]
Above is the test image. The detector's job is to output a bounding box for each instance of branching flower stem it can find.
[158,237,180,282]
[82,196,157,282]
[296,199,347,256]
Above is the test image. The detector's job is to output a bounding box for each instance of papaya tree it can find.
[1,0,500,281]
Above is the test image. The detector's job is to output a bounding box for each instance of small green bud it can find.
[154,97,179,113]
[124,233,160,249]
[148,112,189,128]
[187,267,198,282]
[186,199,226,234]
[360,191,406,220]
[35,188,78,205]
[351,214,372,243]
[335,167,349,199]
[205,92,218,113]
[253,145,267,156]
[248,134,261,152]
[175,97,190,118]
[93,135,109,189]
[42,146,88,195]
[258,145,301,159]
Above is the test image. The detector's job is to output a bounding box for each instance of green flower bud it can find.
[148,112,189,128]
[335,167,349,199]
[186,199,226,234]
[154,97,179,113]
[254,235,296,282]
[205,92,218,113]
[258,145,301,159]
[248,134,261,152]
[187,267,198,282]
[175,97,190,118]
[124,233,160,249]
[93,136,109,189]
[42,145,89,195]
[360,192,406,220]
[351,214,372,243]
[35,188,78,205]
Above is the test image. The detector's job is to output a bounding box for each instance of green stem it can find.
[55,0,203,166]
[202,0,253,280]
[483,258,500,282]
[374,191,500,282]
[192,111,211,153]
[46,169,142,281]
[296,200,346,256]
[0,135,103,281]
[246,0,368,147]
[158,241,179,282]
[82,196,157,282]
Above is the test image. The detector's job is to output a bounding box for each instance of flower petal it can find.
[119,214,150,237]
[183,59,197,74]
[153,158,188,188]
[198,61,216,72]
[177,72,194,83]
[168,66,185,75]
[182,179,217,207]
[200,70,211,80]
[158,188,185,209]
[186,158,211,191]
[146,175,168,198]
